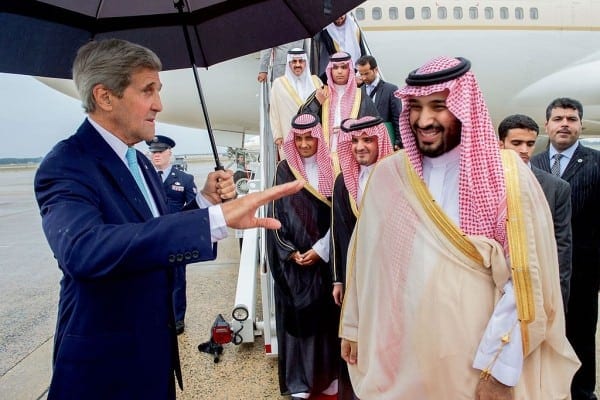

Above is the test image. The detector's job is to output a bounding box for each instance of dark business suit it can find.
[161,167,197,324]
[361,79,402,148]
[162,167,197,214]
[35,120,216,400]
[531,166,572,308]
[532,143,600,400]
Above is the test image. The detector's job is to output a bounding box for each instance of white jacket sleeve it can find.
[472,280,523,386]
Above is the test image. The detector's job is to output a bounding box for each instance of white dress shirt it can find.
[366,76,381,101]
[549,140,579,176]
[302,155,331,262]
[89,117,227,242]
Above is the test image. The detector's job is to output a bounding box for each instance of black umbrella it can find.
[0,0,364,168]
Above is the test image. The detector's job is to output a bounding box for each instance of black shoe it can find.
[175,320,185,335]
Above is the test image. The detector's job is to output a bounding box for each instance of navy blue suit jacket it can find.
[531,166,572,306]
[531,143,600,288]
[35,120,216,400]
[361,79,402,147]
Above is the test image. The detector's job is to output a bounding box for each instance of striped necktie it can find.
[125,147,153,207]
[551,153,563,176]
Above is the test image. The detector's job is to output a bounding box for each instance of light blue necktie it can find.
[125,147,153,208]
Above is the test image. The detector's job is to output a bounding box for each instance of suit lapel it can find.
[561,144,586,182]
[535,150,552,172]
[77,121,154,221]
[139,156,169,216]
[370,80,384,104]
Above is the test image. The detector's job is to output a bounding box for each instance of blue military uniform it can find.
[162,167,197,213]
[147,135,197,334]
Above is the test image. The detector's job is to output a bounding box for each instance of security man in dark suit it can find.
[498,114,572,308]
[355,55,402,149]
[531,98,600,400]
[147,135,197,334]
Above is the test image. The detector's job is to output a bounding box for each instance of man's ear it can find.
[92,84,112,111]
[498,140,505,149]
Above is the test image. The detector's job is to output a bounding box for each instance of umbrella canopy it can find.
[0,0,365,78]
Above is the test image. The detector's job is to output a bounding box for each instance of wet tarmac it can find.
[0,161,598,399]
[0,161,285,399]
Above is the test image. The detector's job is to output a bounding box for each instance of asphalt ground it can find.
[0,162,287,399]
[0,162,597,399]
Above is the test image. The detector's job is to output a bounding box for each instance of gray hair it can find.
[72,39,162,113]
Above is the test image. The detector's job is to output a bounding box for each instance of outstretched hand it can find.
[220,180,303,230]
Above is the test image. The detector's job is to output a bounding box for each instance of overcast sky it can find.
[0,73,215,158]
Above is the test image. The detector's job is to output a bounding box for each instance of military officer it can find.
[147,135,197,334]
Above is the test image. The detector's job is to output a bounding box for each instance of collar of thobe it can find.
[334,84,346,94]
[359,164,373,185]
[356,164,373,206]
[333,84,347,126]
[422,145,461,225]
[303,154,319,188]
[423,145,461,169]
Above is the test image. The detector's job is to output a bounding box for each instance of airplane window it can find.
[405,7,415,20]
[355,7,365,20]
[500,7,509,20]
[530,7,539,20]
[469,7,478,19]
[515,7,524,20]
[453,7,463,20]
[438,6,447,19]
[389,7,399,20]
[484,7,494,19]
[422,6,431,19]
[372,7,382,20]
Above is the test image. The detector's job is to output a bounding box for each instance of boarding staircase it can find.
[230,12,372,357]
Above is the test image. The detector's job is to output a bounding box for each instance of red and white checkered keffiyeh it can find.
[283,113,334,197]
[337,116,393,203]
[395,56,507,247]
[325,52,358,132]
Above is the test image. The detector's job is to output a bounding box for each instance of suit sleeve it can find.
[389,85,402,148]
[35,149,215,280]
[554,180,573,307]
[183,173,197,207]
